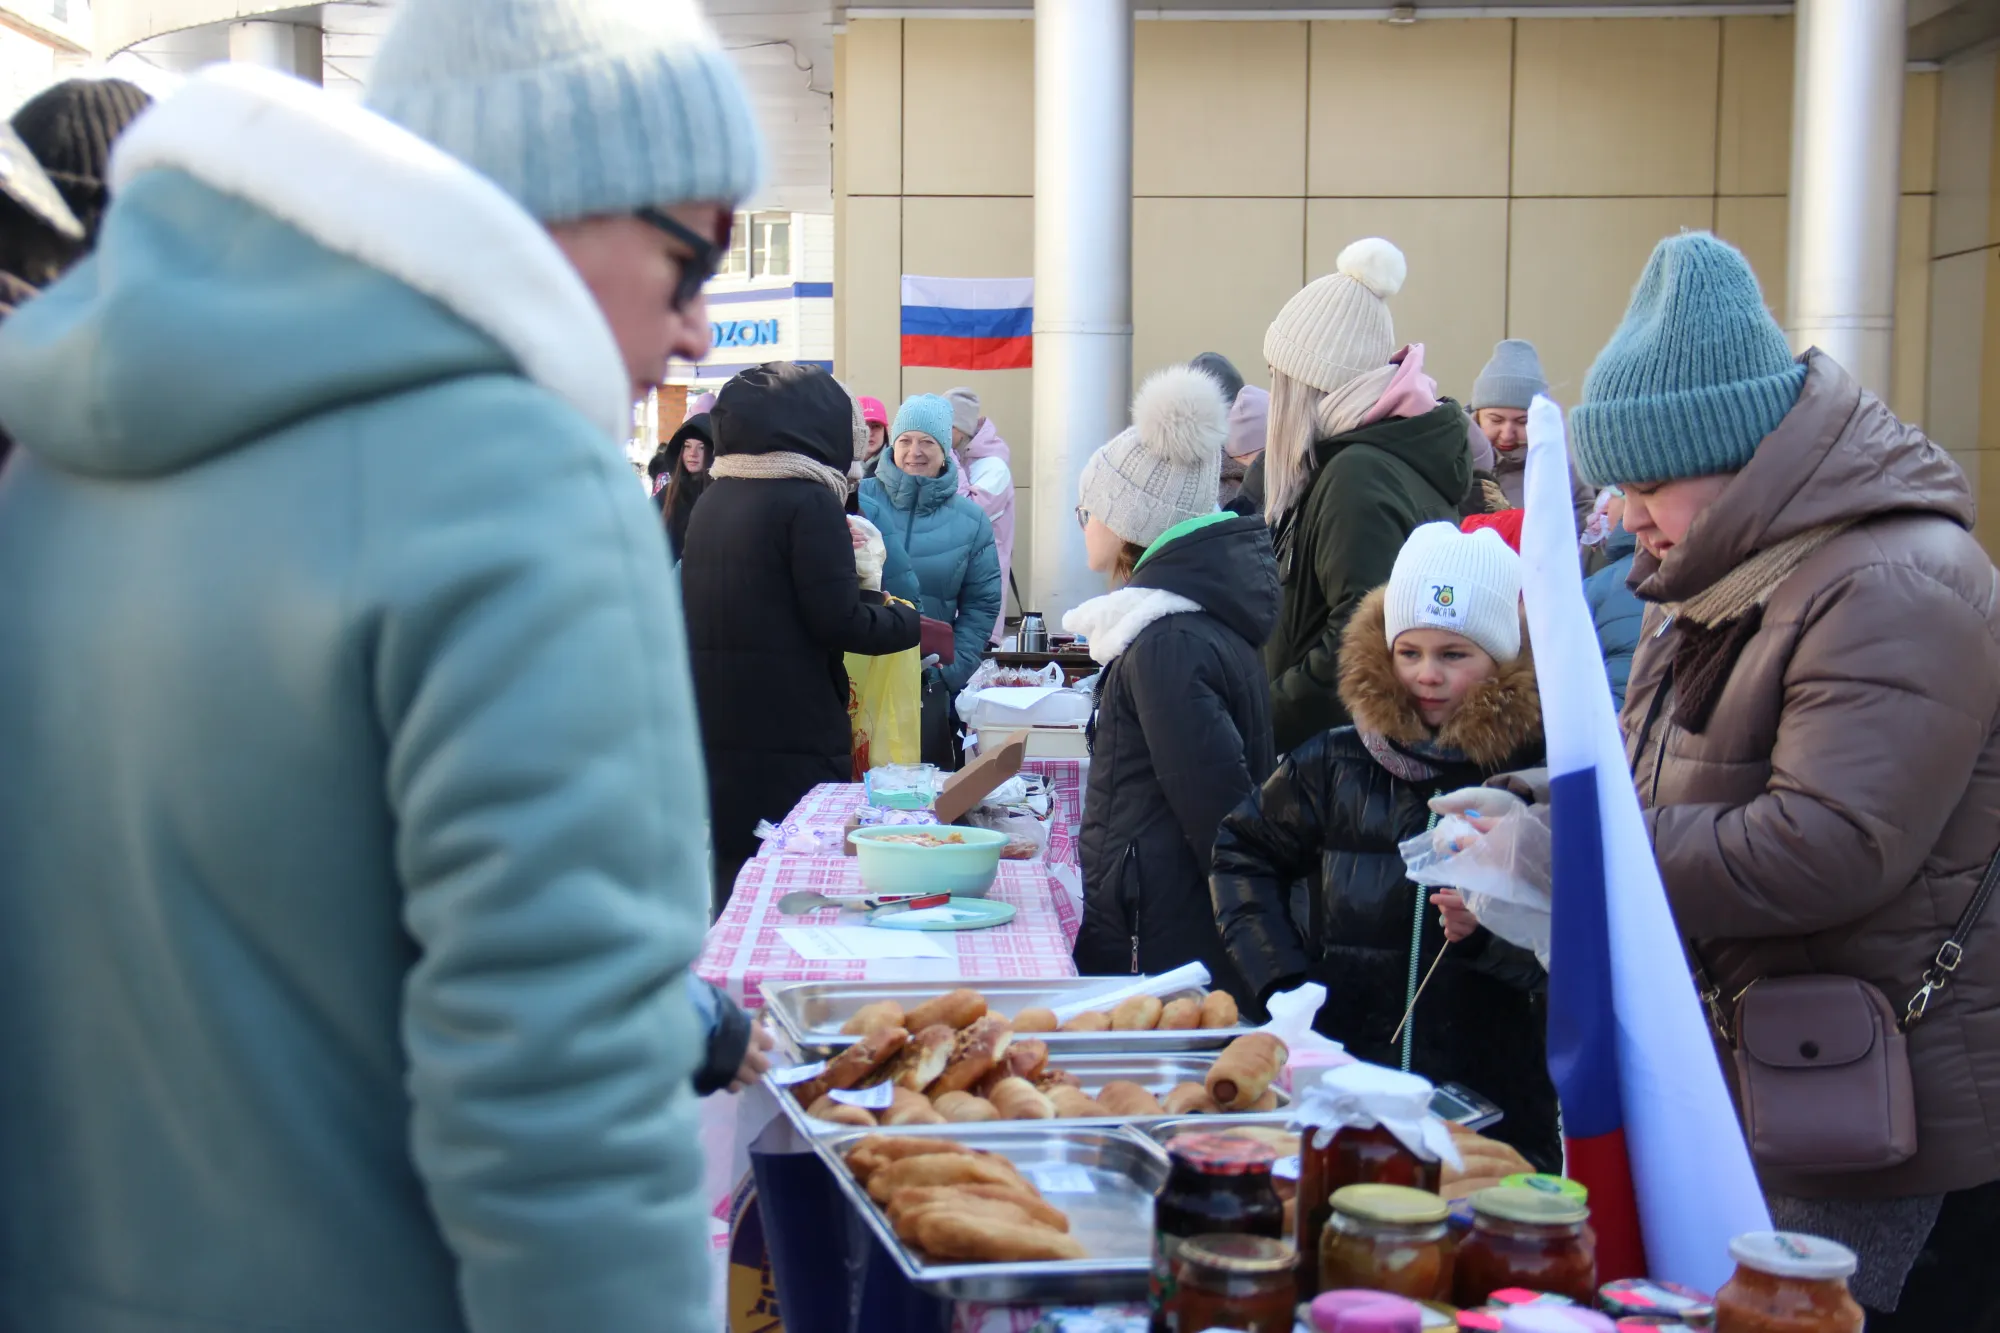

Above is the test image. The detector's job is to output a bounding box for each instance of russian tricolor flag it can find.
[1520,397,1769,1294]
[900,275,1033,371]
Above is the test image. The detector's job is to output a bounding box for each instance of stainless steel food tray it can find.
[813,1121,1170,1303]
[761,976,1255,1058]
[775,1049,1293,1139]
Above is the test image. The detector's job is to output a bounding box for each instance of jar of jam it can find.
[1713,1232,1863,1333]
[1151,1132,1285,1333]
[1317,1184,1455,1303]
[1294,1065,1449,1297]
[1165,1233,1298,1333]
[1453,1186,1597,1307]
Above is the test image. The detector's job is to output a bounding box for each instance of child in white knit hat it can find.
[1061,365,1280,1006]
[1210,521,1561,1172]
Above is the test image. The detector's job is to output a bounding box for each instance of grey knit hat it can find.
[364,0,764,224]
[946,386,980,440]
[1077,365,1225,548]
[1471,339,1548,412]
[1264,238,1405,395]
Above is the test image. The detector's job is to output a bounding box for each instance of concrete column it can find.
[1030,0,1132,623]
[228,20,323,85]
[1785,0,1906,394]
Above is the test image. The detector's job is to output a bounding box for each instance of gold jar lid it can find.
[1329,1183,1450,1226]
[1176,1233,1297,1275]
[1470,1185,1589,1226]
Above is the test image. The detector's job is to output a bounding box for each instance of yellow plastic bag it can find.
[847,646,921,778]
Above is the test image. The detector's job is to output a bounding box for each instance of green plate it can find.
[867,897,1018,931]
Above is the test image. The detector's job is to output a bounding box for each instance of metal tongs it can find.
[775,889,952,916]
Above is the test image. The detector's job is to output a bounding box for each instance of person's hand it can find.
[1429,785,1524,835]
[1431,889,1480,943]
[728,1020,775,1094]
[848,521,868,551]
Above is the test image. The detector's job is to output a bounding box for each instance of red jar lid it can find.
[1169,1131,1280,1176]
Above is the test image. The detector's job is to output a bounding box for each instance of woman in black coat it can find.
[656,413,713,560]
[682,363,920,910]
[1211,522,1559,1169]
[1062,366,1278,1008]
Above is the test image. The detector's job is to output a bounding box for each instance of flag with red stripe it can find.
[900,275,1033,371]
[1521,396,1769,1293]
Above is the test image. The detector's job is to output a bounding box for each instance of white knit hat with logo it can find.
[1384,522,1522,663]
[1264,237,1407,394]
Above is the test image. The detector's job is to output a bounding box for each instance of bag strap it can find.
[1904,843,2000,1028]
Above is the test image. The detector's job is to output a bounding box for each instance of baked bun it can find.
[1097,1081,1165,1117]
[1060,1011,1111,1033]
[1013,1007,1059,1033]
[906,988,988,1032]
[1163,1082,1219,1115]
[1158,998,1201,1030]
[1047,1086,1111,1119]
[925,1014,1014,1097]
[841,1000,906,1037]
[881,1024,957,1092]
[1199,991,1240,1029]
[935,1091,1001,1123]
[1111,996,1163,1030]
[806,1096,878,1128]
[989,1075,1056,1120]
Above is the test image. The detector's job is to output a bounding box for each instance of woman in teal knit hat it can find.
[859,393,1003,765]
[1569,231,2000,1327]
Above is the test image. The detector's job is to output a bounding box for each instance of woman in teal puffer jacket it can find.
[861,394,1004,695]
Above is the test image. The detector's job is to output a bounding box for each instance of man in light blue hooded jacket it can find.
[0,0,763,1329]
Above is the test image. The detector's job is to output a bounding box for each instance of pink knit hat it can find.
[858,395,889,426]
[1225,384,1269,460]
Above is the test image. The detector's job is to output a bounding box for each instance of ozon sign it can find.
[712,318,780,349]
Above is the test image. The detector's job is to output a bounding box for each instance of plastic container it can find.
[847,824,1008,898]
[1713,1233,1863,1333]
[1308,1290,1427,1332]
[1499,1309,1616,1333]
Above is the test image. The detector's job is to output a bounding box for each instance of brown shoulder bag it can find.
[1695,850,1999,1175]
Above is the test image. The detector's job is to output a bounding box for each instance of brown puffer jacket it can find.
[1624,351,2000,1200]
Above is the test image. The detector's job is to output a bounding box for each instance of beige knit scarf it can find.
[709,451,852,501]
[1666,520,1854,628]
[1663,519,1851,733]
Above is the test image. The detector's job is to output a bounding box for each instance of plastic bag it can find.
[846,646,921,779]
[1260,981,1352,1090]
[1399,805,1554,968]
[953,657,1062,723]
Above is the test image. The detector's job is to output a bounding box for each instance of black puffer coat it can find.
[1213,588,1559,1169]
[1070,515,1279,1009]
[682,364,919,905]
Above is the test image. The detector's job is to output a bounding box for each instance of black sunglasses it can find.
[635,206,731,312]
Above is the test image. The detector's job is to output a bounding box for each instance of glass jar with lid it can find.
[1316,1183,1455,1303]
[1165,1233,1298,1333]
[1713,1232,1863,1333]
[1151,1133,1285,1333]
[1293,1064,1453,1297]
[1452,1185,1598,1307]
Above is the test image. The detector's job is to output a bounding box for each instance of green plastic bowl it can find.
[847,824,1009,899]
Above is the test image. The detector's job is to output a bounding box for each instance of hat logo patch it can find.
[1417,576,1466,629]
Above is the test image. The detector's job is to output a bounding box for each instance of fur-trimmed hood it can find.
[0,65,628,477]
[1337,585,1541,768]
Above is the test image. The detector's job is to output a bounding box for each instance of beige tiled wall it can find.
[835,14,1948,548]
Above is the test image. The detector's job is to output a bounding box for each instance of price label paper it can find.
[828,1082,896,1110]
[1272,1155,1300,1181]
[1027,1163,1097,1194]
[771,1060,828,1087]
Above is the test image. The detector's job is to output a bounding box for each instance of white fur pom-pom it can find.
[1132,364,1229,466]
[1336,237,1407,299]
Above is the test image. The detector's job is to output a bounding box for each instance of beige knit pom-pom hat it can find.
[1263,237,1407,393]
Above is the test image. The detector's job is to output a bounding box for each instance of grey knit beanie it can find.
[1471,339,1548,412]
[364,0,764,224]
[1264,238,1405,395]
[1569,232,1807,488]
[946,387,981,440]
[1077,365,1225,548]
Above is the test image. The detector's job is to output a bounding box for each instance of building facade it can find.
[832,14,2000,598]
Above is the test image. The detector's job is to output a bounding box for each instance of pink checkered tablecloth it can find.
[696,853,1080,1010]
